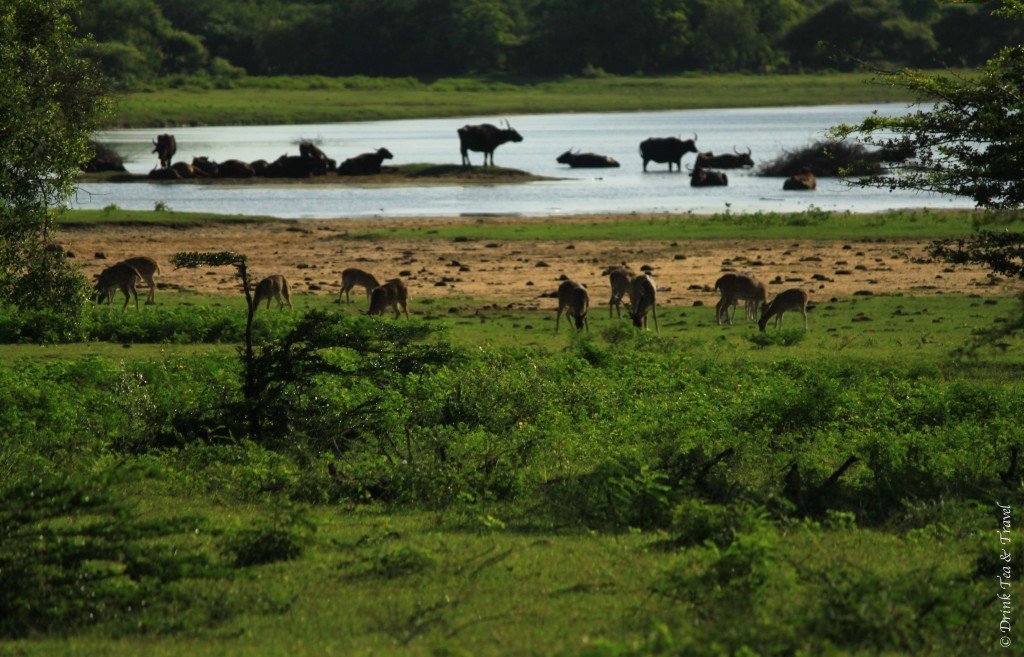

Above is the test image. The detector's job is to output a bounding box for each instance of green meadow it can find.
[110,72,923,127]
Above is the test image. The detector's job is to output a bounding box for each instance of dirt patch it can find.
[59,216,1012,307]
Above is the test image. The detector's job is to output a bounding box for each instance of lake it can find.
[74,104,973,218]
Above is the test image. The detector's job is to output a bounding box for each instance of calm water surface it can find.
[73,104,973,219]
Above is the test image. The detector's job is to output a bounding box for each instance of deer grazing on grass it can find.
[714,273,767,325]
[93,262,143,310]
[606,266,635,318]
[340,268,380,305]
[758,288,809,331]
[628,274,658,331]
[119,256,160,304]
[252,275,292,312]
[555,280,590,332]
[368,278,410,319]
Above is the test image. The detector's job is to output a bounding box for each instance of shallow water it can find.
[73,104,973,219]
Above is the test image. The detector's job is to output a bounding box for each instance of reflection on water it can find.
[73,104,972,219]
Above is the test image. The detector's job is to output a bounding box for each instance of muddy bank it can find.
[77,163,554,187]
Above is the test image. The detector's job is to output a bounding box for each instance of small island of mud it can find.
[78,163,555,187]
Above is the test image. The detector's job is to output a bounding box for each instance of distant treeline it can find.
[76,0,1022,86]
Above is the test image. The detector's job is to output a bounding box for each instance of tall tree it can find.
[0,0,107,325]
[831,1,1024,208]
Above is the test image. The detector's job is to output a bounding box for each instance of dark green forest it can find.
[77,0,1023,87]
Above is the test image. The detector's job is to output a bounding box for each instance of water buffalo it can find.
[458,121,523,167]
[152,134,176,169]
[250,159,270,177]
[148,167,180,180]
[639,135,698,172]
[192,156,219,177]
[265,154,323,178]
[690,162,728,187]
[783,167,817,191]
[170,161,207,179]
[218,159,256,178]
[556,149,620,168]
[696,147,754,169]
[337,148,394,175]
[299,141,336,172]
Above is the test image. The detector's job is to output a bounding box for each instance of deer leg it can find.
[802,307,808,330]
[555,306,562,332]
[120,285,130,310]
[652,303,659,333]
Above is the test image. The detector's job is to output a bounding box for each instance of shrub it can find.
[221,508,313,568]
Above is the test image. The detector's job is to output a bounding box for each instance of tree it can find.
[0,0,107,330]
[831,1,1024,208]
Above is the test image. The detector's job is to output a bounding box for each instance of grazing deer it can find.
[555,280,590,332]
[607,266,635,318]
[252,275,292,312]
[628,274,658,331]
[758,288,809,331]
[368,278,410,319]
[714,273,767,325]
[93,262,142,310]
[119,256,160,304]
[340,268,380,305]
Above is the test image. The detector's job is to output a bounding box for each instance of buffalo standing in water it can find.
[152,134,176,169]
[457,121,523,166]
[639,135,698,172]
[338,148,394,175]
[556,149,620,168]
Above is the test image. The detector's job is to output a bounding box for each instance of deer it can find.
[714,273,767,325]
[628,274,658,331]
[758,288,809,331]
[118,256,160,304]
[368,278,410,319]
[93,262,143,310]
[252,275,292,312]
[340,268,381,305]
[555,280,590,332]
[606,266,635,319]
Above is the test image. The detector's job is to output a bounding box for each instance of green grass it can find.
[1,292,1016,654]
[111,72,925,127]
[56,207,279,227]
[348,208,1024,241]
[55,207,1024,240]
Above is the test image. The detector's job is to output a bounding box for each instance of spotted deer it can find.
[628,274,658,331]
[714,273,767,325]
[607,266,635,319]
[93,262,143,310]
[119,256,160,304]
[368,278,410,319]
[758,288,809,331]
[555,280,590,332]
[340,268,381,305]
[252,275,292,312]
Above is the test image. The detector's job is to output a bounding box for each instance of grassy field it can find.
[110,72,924,127]
[58,206,1024,240]
[2,204,1021,655]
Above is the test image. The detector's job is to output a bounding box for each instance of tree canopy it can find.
[73,0,1024,85]
[0,0,107,325]
[832,1,1024,208]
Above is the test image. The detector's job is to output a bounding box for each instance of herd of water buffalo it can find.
[83,121,817,190]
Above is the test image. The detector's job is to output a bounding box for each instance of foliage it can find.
[0,0,107,331]
[0,472,212,637]
[221,507,313,567]
[74,0,1023,85]
[833,1,1024,209]
[756,138,911,177]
